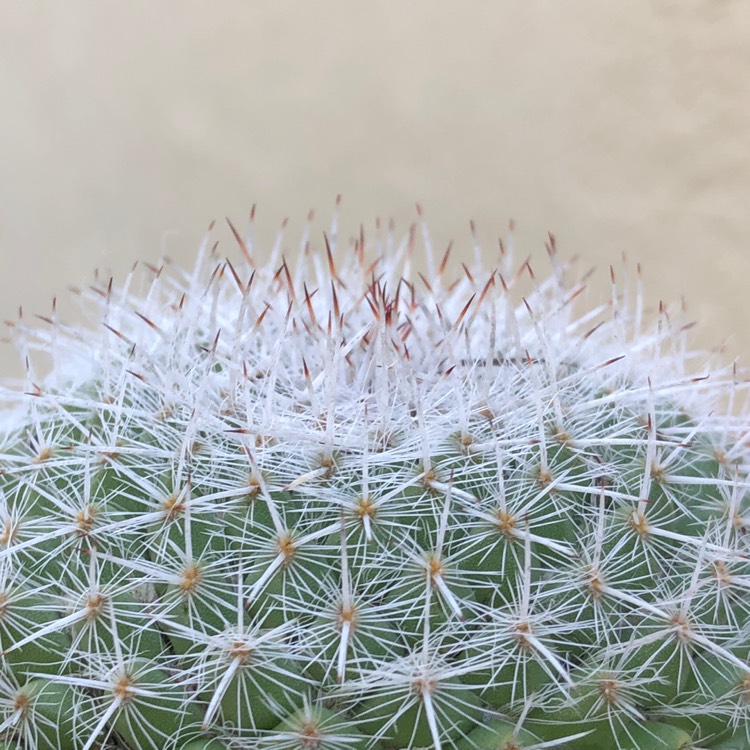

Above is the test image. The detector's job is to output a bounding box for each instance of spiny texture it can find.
[0,213,748,750]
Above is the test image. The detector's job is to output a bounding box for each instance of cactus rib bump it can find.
[0,211,748,750]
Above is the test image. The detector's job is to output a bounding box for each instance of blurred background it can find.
[1,0,749,378]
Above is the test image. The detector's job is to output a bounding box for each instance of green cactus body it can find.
[0,213,748,749]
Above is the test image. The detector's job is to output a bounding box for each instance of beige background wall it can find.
[1,1,749,379]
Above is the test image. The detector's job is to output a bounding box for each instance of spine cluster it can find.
[0,211,748,749]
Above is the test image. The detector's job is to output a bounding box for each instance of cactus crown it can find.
[0,212,748,750]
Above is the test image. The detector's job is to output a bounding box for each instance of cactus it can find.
[0,210,748,750]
